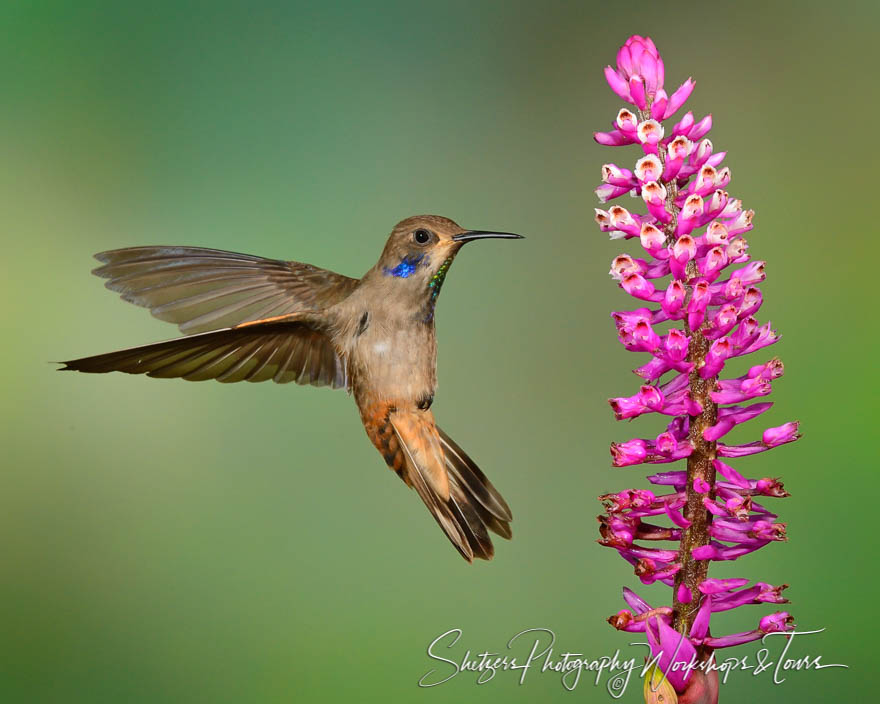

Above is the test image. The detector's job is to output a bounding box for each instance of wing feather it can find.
[60,317,346,389]
[93,246,359,334]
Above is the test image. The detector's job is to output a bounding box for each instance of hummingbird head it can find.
[374,215,523,322]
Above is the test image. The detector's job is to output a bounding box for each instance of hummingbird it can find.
[61,215,523,562]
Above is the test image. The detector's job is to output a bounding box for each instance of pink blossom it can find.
[594,36,797,699]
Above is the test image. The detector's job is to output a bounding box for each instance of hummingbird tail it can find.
[377,410,512,562]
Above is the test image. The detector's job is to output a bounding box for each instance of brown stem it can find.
[671,323,718,645]
[638,107,719,645]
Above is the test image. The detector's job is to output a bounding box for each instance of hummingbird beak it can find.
[452,230,525,243]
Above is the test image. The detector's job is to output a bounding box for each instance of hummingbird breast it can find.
[346,311,438,405]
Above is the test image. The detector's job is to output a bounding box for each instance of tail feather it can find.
[437,426,513,523]
[383,410,512,562]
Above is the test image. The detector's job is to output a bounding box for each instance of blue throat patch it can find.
[383,254,425,278]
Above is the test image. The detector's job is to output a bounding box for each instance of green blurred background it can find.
[1,1,873,701]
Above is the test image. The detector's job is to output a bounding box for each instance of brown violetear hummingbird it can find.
[61,215,523,562]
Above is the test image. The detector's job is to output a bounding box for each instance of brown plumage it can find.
[60,215,523,562]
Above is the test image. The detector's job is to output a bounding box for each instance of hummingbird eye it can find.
[413,229,432,245]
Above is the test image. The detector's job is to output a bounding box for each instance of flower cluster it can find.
[594,36,799,701]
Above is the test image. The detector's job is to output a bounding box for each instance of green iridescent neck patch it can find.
[423,256,453,323]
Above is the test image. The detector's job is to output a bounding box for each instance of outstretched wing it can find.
[59,315,347,388]
[92,246,359,335]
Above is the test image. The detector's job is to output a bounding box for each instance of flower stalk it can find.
[594,36,799,702]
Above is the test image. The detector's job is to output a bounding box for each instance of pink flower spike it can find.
[595,36,796,666]
[663,78,695,119]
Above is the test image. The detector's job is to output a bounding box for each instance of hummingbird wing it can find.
[59,315,347,388]
[374,408,511,562]
[91,246,359,335]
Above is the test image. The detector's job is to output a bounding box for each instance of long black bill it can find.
[452,230,525,242]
